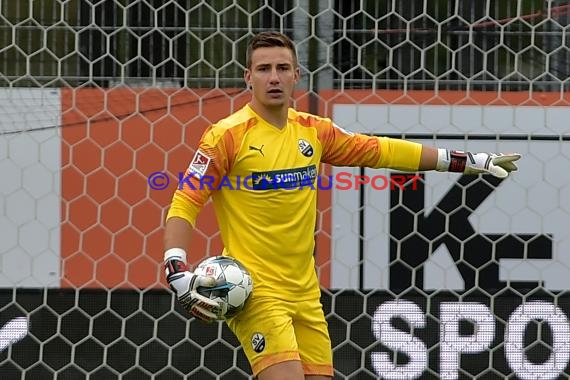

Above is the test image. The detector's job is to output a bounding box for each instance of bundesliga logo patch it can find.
[204,265,216,277]
[188,149,211,178]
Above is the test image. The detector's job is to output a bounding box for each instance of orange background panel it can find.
[316,89,570,112]
[60,88,330,289]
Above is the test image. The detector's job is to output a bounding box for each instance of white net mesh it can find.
[1,1,570,379]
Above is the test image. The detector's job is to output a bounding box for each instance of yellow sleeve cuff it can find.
[377,137,422,171]
[166,192,202,227]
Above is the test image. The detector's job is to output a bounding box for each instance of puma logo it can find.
[249,145,265,156]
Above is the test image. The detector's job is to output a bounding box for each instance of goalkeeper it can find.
[162,31,520,380]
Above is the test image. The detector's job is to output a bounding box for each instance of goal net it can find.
[1,1,570,379]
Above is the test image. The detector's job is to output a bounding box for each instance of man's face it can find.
[244,46,300,108]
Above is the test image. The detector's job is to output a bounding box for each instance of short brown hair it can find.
[246,31,298,68]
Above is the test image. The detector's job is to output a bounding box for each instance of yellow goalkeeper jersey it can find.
[167,104,422,301]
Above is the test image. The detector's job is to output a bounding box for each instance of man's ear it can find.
[244,69,251,89]
[294,67,301,84]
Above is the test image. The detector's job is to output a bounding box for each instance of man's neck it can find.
[249,101,288,129]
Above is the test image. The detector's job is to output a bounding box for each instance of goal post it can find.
[1,1,570,379]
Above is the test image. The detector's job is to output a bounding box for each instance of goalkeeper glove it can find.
[436,149,521,178]
[164,248,225,323]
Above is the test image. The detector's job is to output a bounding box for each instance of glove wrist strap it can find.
[164,248,191,278]
[164,247,187,263]
[436,148,468,173]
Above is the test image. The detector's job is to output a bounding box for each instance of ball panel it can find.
[226,286,246,308]
[222,264,244,284]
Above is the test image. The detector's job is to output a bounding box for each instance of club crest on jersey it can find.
[188,149,211,178]
[298,139,313,157]
[251,332,265,353]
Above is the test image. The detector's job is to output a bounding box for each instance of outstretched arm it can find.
[418,145,438,171]
[319,122,520,178]
[419,145,521,178]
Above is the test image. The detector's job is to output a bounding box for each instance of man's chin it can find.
[262,98,288,108]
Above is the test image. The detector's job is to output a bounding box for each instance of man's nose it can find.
[269,68,280,82]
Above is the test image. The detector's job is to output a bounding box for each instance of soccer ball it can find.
[194,255,253,319]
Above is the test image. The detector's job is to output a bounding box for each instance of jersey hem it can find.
[302,363,335,377]
[252,352,300,377]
